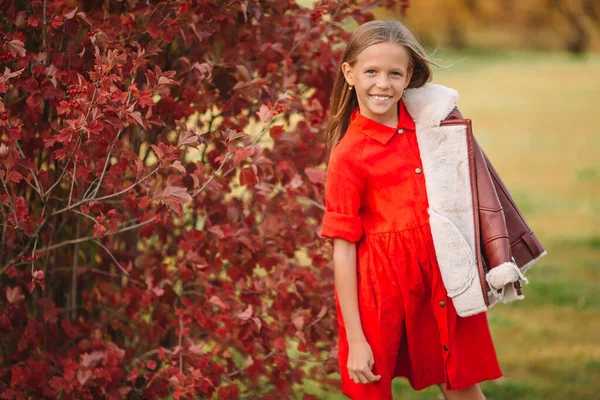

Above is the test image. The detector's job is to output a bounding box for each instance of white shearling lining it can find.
[486,261,529,304]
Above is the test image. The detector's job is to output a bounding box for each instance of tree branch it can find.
[0,176,20,229]
[35,216,158,254]
[51,165,161,217]
[44,134,82,199]
[191,152,231,197]
[71,220,80,320]
[93,239,130,276]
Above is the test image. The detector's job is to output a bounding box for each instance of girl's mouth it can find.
[370,95,392,101]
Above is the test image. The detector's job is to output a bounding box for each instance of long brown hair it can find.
[326,20,435,151]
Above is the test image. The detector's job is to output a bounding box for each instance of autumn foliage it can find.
[0,0,408,398]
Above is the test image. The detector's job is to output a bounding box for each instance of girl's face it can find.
[342,41,413,126]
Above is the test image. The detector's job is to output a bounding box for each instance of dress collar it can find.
[350,100,416,145]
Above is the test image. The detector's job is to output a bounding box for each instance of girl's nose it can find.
[376,77,391,89]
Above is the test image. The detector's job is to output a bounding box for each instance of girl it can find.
[321,20,546,400]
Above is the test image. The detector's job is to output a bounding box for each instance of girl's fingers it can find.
[354,371,370,384]
[354,368,381,384]
[349,371,361,384]
[363,369,381,382]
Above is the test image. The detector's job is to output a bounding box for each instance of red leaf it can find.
[128,111,145,127]
[61,319,78,338]
[256,104,272,123]
[239,166,258,186]
[51,16,64,30]
[218,384,239,400]
[207,225,225,239]
[292,312,304,331]
[6,286,25,304]
[170,160,186,173]
[233,147,253,167]
[93,223,106,238]
[237,305,253,321]
[77,369,93,386]
[81,351,104,368]
[146,13,162,39]
[8,171,23,183]
[15,11,27,27]
[64,7,78,20]
[137,91,154,108]
[188,342,204,355]
[177,130,199,147]
[161,185,192,204]
[111,89,128,104]
[76,165,91,180]
[10,365,25,388]
[138,196,150,209]
[150,144,164,159]
[304,167,326,185]
[269,126,284,139]
[274,337,286,352]
[87,120,103,135]
[7,40,26,58]
[5,266,18,278]
[208,295,230,310]
[146,360,157,370]
[37,298,60,323]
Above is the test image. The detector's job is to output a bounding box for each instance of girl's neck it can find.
[359,103,399,129]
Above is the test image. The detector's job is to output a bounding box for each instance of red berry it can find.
[117,64,122,69]
[87,31,94,37]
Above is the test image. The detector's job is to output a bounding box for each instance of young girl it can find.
[321,20,546,400]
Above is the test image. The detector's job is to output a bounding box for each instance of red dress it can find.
[321,101,502,399]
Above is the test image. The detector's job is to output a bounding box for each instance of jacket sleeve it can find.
[446,107,526,299]
[474,137,528,297]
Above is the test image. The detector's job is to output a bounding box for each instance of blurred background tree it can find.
[379,0,600,53]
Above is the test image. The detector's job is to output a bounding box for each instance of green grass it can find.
[311,49,600,399]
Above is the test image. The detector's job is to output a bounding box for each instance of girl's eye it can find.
[392,71,402,76]
[366,69,376,74]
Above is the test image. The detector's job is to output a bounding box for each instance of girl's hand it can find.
[347,339,381,384]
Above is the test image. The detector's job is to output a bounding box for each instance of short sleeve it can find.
[321,143,365,242]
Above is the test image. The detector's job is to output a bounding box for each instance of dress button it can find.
[397,128,404,134]
[439,301,446,308]
[415,167,422,174]
[443,345,449,351]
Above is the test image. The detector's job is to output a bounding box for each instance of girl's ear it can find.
[406,66,414,89]
[341,62,354,87]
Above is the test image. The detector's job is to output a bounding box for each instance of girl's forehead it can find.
[355,42,411,67]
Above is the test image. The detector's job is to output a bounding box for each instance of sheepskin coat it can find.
[402,83,547,317]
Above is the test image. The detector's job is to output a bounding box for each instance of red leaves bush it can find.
[0,0,402,398]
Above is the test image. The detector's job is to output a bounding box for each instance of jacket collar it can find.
[350,99,416,145]
[402,83,459,127]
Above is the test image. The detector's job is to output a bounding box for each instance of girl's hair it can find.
[326,20,435,151]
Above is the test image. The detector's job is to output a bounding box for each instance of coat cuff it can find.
[321,211,363,242]
[485,261,529,304]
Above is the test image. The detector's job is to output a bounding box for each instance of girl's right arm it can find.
[333,238,381,384]
[322,142,380,384]
[333,238,364,344]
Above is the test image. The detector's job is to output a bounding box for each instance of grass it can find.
[309,49,600,399]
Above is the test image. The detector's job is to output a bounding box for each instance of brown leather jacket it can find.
[442,108,547,307]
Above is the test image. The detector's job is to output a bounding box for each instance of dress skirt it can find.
[334,223,502,399]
